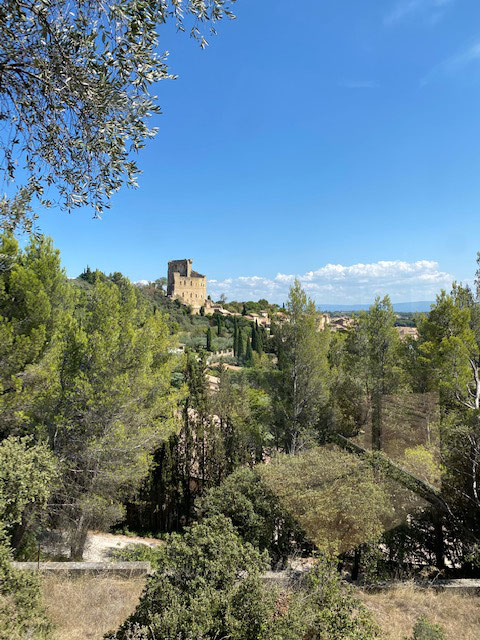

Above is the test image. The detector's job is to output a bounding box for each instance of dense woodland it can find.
[1,233,480,638]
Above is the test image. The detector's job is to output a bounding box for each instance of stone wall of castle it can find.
[167,259,207,312]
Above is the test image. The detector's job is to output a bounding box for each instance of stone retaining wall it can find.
[12,561,151,577]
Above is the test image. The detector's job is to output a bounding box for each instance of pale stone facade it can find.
[167,259,207,313]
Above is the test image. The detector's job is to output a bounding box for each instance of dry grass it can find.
[360,583,480,639]
[41,575,145,640]
[40,575,480,640]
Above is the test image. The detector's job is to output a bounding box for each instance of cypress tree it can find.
[206,326,213,352]
[251,324,257,351]
[242,303,247,316]
[217,314,222,337]
[257,327,264,355]
[233,318,238,356]
[237,330,244,360]
[245,337,253,366]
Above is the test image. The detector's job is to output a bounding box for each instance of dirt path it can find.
[83,531,163,562]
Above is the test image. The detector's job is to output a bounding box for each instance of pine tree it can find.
[245,337,253,366]
[273,280,331,453]
[206,326,213,352]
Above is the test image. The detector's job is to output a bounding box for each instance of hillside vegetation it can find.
[2,235,480,639]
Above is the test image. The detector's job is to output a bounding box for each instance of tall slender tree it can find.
[245,337,253,367]
[251,324,258,351]
[273,280,331,453]
[237,330,245,360]
[233,318,239,357]
[257,325,264,355]
[357,296,402,451]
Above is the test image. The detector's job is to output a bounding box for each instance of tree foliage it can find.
[0,234,70,434]
[109,515,379,640]
[197,466,304,564]
[0,436,57,540]
[273,279,330,452]
[0,438,56,640]
[0,532,51,640]
[0,233,180,558]
[259,447,393,555]
[0,0,236,230]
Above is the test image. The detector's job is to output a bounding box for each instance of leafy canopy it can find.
[0,0,236,230]
[0,436,57,533]
[259,447,393,554]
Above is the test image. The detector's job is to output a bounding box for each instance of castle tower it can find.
[167,259,207,313]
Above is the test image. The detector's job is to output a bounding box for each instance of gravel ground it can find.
[83,531,164,562]
[39,529,164,562]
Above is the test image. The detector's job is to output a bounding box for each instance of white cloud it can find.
[443,41,480,71]
[421,40,480,85]
[384,0,454,26]
[207,259,454,305]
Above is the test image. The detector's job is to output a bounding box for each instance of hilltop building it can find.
[318,314,355,332]
[167,259,208,314]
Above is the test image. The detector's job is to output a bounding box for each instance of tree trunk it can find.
[371,389,382,451]
[10,515,29,552]
[433,512,446,572]
[351,547,361,582]
[331,433,455,518]
[70,515,89,560]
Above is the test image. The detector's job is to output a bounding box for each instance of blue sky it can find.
[33,0,480,304]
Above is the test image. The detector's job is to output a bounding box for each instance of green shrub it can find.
[302,556,380,640]
[0,531,51,640]
[108,516,379,640]
[106,515,288,640]
[197,467,306,565]
[407,617,446,640]
[111,542,164,567]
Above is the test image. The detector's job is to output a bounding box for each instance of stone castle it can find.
[167,259,207,313]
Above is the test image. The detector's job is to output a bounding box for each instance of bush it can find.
[302,556,380,640]
[108,516,380,640]
[0,532,51,640]
[112,542,164,567]
[408,617,446,640]
[197,467,306,565]
[107,515,297,640]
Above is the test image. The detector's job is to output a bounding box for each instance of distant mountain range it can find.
[319,301,434,313]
